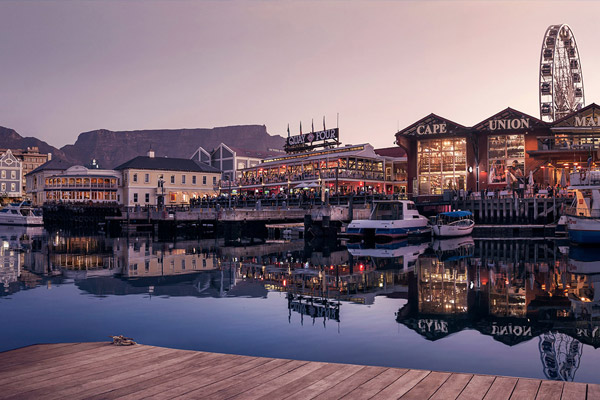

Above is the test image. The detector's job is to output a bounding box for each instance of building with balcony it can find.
[116,150,221,206]
[42,165,122,204]
[234,143,407,195]
[26,159,75,205]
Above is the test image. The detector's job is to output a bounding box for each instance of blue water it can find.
[2,232,600,384]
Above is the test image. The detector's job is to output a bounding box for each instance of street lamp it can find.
[157,177,165,208]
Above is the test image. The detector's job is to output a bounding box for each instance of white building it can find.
[0,150,23,200]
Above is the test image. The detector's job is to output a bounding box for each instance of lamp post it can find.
[157,177,165,209]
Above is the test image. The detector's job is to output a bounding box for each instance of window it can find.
[1,170,5,178]
[133,193,138,203]
[192,176,196,185]
[171,175,175,184]
[133,173,138,182]
[181,259,185,270]
[417,138,467,195]
[182,175,186,184]
[144,173,149,183]
[202,176,207,185]
[213,176,217,185]
[10,171,15,179]
[145,261,150,271]
[1,183,5,191]
[145,193,150,203]
[488,135,525,184]
[10,183,15,192]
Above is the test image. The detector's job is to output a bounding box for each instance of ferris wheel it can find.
[539,24,585,122]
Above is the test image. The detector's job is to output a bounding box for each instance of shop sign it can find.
[574,116,600,127]
[286,128,339,147]
[416,123,447,135]
[417,319,448,333]
[491,323,532,337]
[577,326,600,339]
[489,118,530,131]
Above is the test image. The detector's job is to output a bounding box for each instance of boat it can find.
[565,169,600,244]
[431,210,474,237]
[0,202,43,226]
[431,236,475,261]
[346,200,430,241]
[346,239,429,271]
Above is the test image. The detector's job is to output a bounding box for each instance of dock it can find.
[1,342,598,399]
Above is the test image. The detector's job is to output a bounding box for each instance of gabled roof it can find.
[29,158,74,174]
[396,113,468,137]
[226,146,282,159]
[551,102,600,127]
[472,107,547,131]
[374,147,406,158]
[115,156,220,173]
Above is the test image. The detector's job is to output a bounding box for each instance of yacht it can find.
[0,202,43,226]
[346,200,430,241]
[431,210,474,237]
[565,169,600,244]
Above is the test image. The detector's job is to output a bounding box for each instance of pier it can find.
[1,342,598,399]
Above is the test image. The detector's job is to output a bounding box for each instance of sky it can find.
[1,1,599,149]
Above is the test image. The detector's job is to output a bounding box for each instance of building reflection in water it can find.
[8,229,600,382]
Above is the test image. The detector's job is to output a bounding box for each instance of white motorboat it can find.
[565,170,600,244]
[0,202,43,226]
[346,200,430,241]
[432,211,474,237]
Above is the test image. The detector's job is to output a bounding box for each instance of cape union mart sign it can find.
[286,128,339,147]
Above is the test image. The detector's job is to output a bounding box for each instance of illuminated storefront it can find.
[396,108,550,196]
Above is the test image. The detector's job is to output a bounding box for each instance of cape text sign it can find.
[416,123,446,135]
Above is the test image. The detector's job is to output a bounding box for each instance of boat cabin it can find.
[369,201,418,221]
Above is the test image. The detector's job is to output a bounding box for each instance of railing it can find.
[536,136,600,151]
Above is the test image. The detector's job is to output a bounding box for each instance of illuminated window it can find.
[488,135,525,184]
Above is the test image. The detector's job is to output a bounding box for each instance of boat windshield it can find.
[371,203,403,220]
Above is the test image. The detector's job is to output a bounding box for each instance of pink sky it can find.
[0,1,598,149]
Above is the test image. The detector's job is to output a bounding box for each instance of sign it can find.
[285,128,340,153]
[489,118,530,131]
[491,323,532,337]
[416,123,447,135]
[417,319,448,334]
[574,116,600,127]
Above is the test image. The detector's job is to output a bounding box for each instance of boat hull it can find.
[0,215,43,226]
[567,215,600,244]
[347,218,430,240]
[432,224,474,237]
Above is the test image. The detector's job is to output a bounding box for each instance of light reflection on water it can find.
[1,227,600,384]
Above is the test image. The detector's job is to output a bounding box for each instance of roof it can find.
[439,211,473,217]
[226,146,282,159]
[115,156,220,173]
[374,147,407,158]
[29,158,75,174]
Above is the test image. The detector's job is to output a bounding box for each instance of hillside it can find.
[0,126,67,159]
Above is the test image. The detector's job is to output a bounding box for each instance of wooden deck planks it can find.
[430,373,474,400]
[510,379,541,400]
[458,375,496,400]
[535,381,564,400]
[1,343,599,400]
[341,367,409,399]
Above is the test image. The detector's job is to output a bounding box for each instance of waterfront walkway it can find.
[0,342,598,399]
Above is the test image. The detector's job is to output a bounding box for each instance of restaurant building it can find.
[234,128,407,195]
[396,104,600,196]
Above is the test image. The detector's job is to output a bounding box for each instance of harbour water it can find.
[1,227,600,384]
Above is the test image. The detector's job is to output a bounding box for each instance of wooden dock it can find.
[1,343,598,399]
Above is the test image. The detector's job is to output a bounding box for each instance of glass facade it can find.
[417,138,467,195]
[488,135,525,184]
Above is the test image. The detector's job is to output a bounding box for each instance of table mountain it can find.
[61,125,286,168]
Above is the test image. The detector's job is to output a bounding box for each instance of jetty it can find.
[0,342,598,399]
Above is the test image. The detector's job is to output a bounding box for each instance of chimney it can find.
[147,149,155,158]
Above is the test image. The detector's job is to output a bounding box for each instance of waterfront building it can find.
[396,105,600,196]
[0,147,51,193]
[26,159,74,205]
[235,143,407,195]
[191,143,282,183]
[116,150,221,206]
[0,150,23,201]
[42,165,121,204]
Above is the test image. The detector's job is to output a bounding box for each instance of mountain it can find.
[60,125,286,168]
[0,126,68,159]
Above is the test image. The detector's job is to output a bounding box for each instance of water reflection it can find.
[3,228,600,383]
